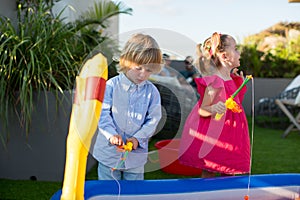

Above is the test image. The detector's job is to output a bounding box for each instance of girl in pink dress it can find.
[179,32,250,178]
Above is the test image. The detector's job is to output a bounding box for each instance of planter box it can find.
[0,91,96,181]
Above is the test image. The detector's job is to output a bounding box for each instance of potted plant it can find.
[0,0,131,181]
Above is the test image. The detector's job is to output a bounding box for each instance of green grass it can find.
[0,180,61,200]
[1,125,300,199]
[251,126,300,174]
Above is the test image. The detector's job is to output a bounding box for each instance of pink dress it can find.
[179,75,250,175]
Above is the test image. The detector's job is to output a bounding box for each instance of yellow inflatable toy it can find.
[60,52,108,200]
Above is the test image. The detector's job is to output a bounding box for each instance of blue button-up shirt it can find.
[92,73,162,169]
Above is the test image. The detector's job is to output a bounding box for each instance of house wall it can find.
[0,0,17,25]
[0,0,119,40]
[52,0,119,39]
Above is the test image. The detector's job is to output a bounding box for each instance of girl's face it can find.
[126,64,154,84]
[224,38,241,69]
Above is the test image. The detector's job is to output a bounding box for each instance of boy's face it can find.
[126,64,154,84]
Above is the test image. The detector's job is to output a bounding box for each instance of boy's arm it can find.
[97,84,118,141]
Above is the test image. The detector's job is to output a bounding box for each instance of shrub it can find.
[240,23,300,78]
[0,0,131,144]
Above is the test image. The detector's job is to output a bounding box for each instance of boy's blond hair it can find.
[119,33,162,73]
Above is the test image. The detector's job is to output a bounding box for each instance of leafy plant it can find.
[0,0,132,145]
[239,44,264,77]
[240,24,300,78]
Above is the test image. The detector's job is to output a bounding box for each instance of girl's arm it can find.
[198,86,226,117]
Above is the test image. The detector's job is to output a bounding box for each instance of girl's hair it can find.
[119,33,162,73]
[196,32,233,75]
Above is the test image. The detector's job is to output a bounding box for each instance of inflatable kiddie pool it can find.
[51,173,300,200]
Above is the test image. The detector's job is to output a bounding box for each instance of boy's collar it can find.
[120,73,146,91]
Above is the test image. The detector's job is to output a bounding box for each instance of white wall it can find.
[0,0,17,26]
[53,0,119,38]
[0,0,119,38]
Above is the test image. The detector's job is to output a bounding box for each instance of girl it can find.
[179,32,250,178]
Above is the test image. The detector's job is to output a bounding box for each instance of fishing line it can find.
[245,77,255,200]
[111,152,127,200]
[111,142,133,200]
[111,163,121,200]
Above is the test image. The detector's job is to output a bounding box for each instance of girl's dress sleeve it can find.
[195,75,226,104]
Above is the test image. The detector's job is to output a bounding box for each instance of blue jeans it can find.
[97,162,144,180]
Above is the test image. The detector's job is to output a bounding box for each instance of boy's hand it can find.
[116,139,136,152]
[126,137,139,150]
[109,135,123,146]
